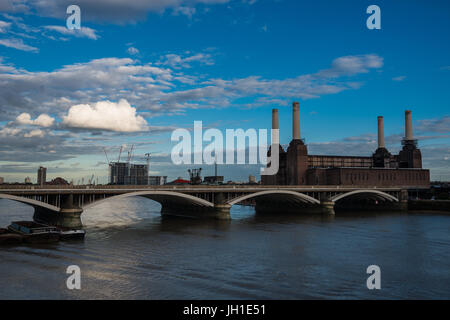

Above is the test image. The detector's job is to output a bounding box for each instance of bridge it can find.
[0,185,409,228]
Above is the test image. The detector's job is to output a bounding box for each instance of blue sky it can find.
[0,0,449,183]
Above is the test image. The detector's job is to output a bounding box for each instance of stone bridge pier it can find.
[319,194,335,215]
[129,191,229,220]
[160,192,231,220]
[33,194,83,229]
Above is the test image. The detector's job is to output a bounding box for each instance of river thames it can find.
[0,197,449,299]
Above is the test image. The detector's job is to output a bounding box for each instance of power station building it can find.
[261,102,430,188]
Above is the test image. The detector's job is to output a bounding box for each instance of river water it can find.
[0,197,449,299]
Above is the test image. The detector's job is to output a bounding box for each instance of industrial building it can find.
[204,176,224,184]
[261,102,430,188]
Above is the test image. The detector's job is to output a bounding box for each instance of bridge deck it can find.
[0,185,414,196]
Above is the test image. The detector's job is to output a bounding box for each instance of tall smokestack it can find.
[272,109,279,130]
[405,110,413,140]
[377,116,385,148]
[292,102,300,140]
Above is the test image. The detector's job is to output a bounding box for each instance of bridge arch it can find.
[331,190,398,203]
[0,193,60,212]
[83,190,215,210]
[227,190,320,206]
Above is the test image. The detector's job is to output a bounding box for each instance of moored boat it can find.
[58,228,86,241]
[8,221,60,243]
[0,228,24,245]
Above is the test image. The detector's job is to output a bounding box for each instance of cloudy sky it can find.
[0,0,449,183]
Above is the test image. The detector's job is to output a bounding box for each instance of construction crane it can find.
[117,145,123,163]
[103,147,110,164]
[127,145,134,163]
[144,153,150,170]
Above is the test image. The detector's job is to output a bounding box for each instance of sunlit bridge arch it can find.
[331,190,399,203]
[227,190,321,206]
[0,193,60,212]
[83,190,215,210]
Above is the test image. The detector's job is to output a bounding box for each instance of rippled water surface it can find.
[0,198,449,299]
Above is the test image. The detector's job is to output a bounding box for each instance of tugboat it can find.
[8,221,60,243]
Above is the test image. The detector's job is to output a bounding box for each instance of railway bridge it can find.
[0,185,409,228]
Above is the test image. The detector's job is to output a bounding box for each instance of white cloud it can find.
[127,46,139,55]
[24,129,44,138]
[0,20,11,33]
[316,54,383,78]
[417,116,450,134]
[44,25,99,40]
[0,57,173,116]
[62,99,149,132]
[1,0,231,23]
[0,54,383,121]
[0,37,38,52]
[172,6,196,18]
[0,126,21,136]
[16,113,55,127]
[392,75,406,82]
[159,52,215,69]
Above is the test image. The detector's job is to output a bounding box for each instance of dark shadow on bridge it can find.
[332,190,404,213]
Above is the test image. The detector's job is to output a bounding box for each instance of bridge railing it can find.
[0,184,423,192]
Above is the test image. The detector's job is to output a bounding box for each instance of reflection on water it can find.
[0,197,449,299]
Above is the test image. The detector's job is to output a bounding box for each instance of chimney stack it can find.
[377,116,385,148]
[272,109,279,130]
[405,110,413,140]
[292,102,300,140]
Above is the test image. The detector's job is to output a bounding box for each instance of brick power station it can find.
[261,102,430,188]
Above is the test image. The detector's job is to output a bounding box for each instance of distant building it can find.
[24,177,31,184]
[167,177,191,185]
[47,177,70,185]
[248,175,257,184]
[110,162,149,185]
[37,166,46,186]
[110,162,128,185]
[148,176,167,186]
[126,164,148,185]
[204,176,224,184]
[0,177,3,184]
[188,168,202,185]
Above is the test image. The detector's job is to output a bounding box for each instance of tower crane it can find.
[127,145,135,163]
[117,145,123,163]
[144,153,151,169]
[103,147,110,164]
